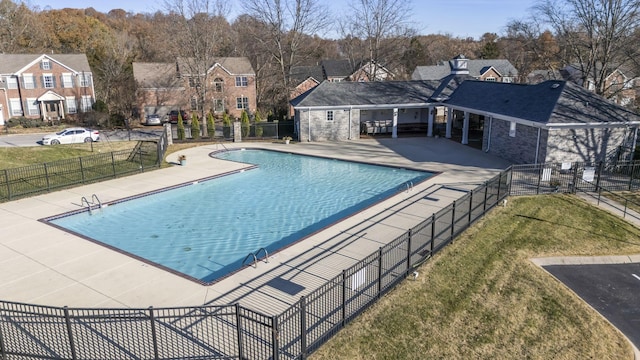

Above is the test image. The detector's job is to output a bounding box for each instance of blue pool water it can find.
[49,150,433,284]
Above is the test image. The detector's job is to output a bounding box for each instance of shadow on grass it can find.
[514,214,640,246]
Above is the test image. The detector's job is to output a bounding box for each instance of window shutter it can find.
[41,75,45,88]
[53,76,57,88]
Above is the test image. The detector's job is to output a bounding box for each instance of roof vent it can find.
[551,83,560,89]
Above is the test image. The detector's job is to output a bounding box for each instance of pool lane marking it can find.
[632,274,640,281]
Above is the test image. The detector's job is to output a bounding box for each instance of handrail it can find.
[255,248,269,264]
[80,196,92,214]
[91,194,102,210]
[242,252,258,268]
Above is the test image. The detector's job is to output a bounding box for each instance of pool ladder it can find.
[402,181,414,193]
[242,248,269,268]
[81,194,103,215]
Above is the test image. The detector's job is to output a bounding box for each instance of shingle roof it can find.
[444,80,640,125]
[412,59,518,80]
[132,62,180,88]
[320,60,353,78]
[0,54,92,74]
[176,57,255,75]
[290,65,325,83]
[291,80,441,108]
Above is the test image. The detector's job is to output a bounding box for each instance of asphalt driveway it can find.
[543,262,640,351]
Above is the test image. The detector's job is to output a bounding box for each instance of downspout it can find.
[308,108,311,142]
[0,88,8,125]
[534,127,541,164]
[485,116,492,152]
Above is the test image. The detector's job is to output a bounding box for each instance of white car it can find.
[42,128,100,145]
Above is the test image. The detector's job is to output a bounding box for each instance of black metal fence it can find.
[0,139,165,203]
[509,160,640,196]
[0,170,510,359]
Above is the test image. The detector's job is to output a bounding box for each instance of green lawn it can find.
[311,195,640,360]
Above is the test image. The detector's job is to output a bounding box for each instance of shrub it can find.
[241,110,250,137]
[177,112,185,140]
[191,112,200,140]
[255,109,264,137]
[207,112,215,138]
[222,112,231,138]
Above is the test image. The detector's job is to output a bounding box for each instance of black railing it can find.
[0,170,510,359]
[0,140,162,203]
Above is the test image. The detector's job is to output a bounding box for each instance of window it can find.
[79,73,91,87]
[235,76,248,87]
[26,98,39,116]
[502,77,513,83]
[509,121,516,137]
[188,76,200,88]
[214,78,224,92]
[9,98,22,116]
[327,110,334,121]
[485,77,496,82]
[80,96,93,112]
[23,74,35,89]
[236,97,249,110]
[213,99,224,112]
[6,77,17,89]
[191,96,202,111]
[42,74,54,88]
[41,59,51,70]
[66,97,77,114]
[62,73,73,88]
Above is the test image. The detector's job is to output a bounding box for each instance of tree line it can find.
[1,0,638,120]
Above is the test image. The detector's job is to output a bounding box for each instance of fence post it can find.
[148,307,159,360]
[483,181,488,212]
[111,152,116,177]
[468,191,473,224]
[271,315,279,360]
[506,166,513,195]
[430,214,435,255]
[44,163,51,192]
[629,161,636,191]
[596,161,603,192]
[572,165,579,193]
[377,247,383,298]
[139,148,144,172]
[79,158,85,184]
[496,173,502,201]
[406,229,412,273]
[450,201,456,241]
[341,270,347,327]
[235,304,245,360]
[3,169,10,201]
[300,296,307,359]
[63,306,77,360]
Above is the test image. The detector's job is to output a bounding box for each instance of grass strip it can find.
[311,195,640,360]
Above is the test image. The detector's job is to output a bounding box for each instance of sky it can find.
[26,0,536,40]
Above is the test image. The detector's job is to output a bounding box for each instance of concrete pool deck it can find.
[0,137,511,314]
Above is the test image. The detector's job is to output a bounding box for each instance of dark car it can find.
[167,110,190,124]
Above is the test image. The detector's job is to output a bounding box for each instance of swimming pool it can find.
[47,149,434,284]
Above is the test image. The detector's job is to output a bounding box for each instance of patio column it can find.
[59,100,65,119]
[462,111,469,145]
[392,108,398,138]
[427,106,434,137]
[445,107,452,138]
[40,101,46,120]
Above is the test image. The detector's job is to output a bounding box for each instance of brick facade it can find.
[0,54,95,125]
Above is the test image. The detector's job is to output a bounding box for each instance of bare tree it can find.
[535,0,640,97]
[341,0,416,81]
[241,0,331,110]
[0,0,40,52]
[163,0,231,136]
